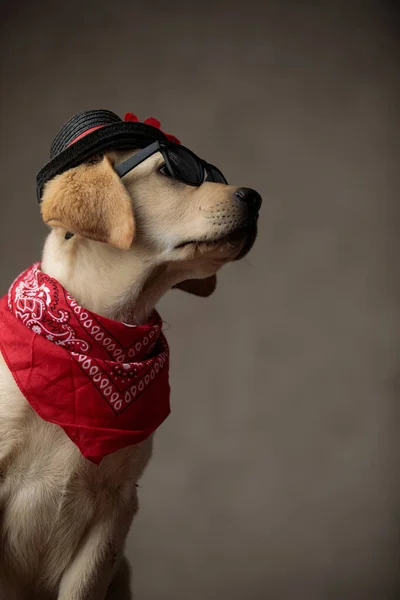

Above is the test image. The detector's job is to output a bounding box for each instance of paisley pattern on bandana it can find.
[0,263,170,463]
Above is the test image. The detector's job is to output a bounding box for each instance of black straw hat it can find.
[36,109,180,201]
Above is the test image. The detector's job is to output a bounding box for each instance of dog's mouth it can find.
[175,223,257,259]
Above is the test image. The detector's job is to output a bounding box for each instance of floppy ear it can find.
[173,275,217,297]
[40,155,134,250]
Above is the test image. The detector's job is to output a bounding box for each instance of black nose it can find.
[234,187,262,215]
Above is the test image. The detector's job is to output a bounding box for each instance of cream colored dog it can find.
[0,148,260,599]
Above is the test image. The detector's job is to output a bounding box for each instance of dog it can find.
[0,111,261,599]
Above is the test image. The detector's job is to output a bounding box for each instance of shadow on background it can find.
[0,1,399,599]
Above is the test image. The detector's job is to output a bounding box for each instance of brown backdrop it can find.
[0,1,398,599]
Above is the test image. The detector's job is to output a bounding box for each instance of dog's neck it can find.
[41,230,175,325]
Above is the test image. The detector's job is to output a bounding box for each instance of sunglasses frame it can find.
[114,140,227,186]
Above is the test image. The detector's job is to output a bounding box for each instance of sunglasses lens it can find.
[166,146,204,186]
[206,164,228,184]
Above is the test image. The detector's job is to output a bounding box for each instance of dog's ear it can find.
[40,155,134,250]
[173,275,217,297]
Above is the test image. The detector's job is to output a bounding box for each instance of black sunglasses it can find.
[114,141,228,186]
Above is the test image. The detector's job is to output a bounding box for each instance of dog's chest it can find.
[0,366,152,592]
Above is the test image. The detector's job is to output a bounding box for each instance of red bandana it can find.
[0,264,170,464]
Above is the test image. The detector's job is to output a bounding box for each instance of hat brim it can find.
[36,121,169,201]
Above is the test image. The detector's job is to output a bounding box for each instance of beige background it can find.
[0,1,398,599]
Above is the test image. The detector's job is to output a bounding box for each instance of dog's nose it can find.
[234,187,262,215]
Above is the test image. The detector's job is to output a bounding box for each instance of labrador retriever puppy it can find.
[0,134,261,599]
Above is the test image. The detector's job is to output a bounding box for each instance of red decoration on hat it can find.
[124,112,139,122]
[124,112,181,145]
[144,117,161,128]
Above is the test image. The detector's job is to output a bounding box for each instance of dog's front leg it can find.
[58,500,136,600]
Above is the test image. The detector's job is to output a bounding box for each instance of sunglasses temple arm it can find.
[114,141,162,178]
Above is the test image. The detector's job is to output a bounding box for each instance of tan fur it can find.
[41,156,135,250]
[0,147,258,599]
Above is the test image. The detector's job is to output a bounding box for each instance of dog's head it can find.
[40,146,261,300]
